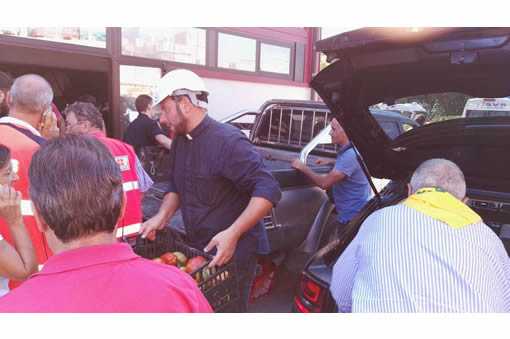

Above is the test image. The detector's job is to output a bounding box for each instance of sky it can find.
[321,27,362,39]
[6,0,510,27]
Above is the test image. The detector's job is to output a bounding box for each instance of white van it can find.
[462,97,510,117]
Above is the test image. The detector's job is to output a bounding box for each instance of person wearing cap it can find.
[0,71,14,117]
[123,94,172,153]
[140,69,282,312]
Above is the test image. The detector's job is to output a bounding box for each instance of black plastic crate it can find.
[128,229,240,312]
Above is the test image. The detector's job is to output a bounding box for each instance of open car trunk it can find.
[312,27,510,192]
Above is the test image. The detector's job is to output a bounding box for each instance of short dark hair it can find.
[135,95,152,114]
[0,71,14,92]
[28,134,123,243]
[63,102,103,129]
[76,94,97,107]
[0,144,11,169]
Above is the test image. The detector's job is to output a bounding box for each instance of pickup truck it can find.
[140,99,418,270]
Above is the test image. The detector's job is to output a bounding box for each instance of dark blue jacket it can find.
[166,115,282,260]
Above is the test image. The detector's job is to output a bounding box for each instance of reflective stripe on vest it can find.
[21,200,33,216]
[123,181,139,192]
[116,223,142,238]
[23,199,141,237]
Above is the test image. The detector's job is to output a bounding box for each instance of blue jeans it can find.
[235,254,258,312]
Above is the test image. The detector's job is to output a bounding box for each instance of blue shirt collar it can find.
[188,114,212,140]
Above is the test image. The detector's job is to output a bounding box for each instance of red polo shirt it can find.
[0,243,212,313]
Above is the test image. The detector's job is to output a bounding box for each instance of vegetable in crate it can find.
[202,266,216,280]
[161,252,178,266]
[185,256,207,273]
[173,252,188,267]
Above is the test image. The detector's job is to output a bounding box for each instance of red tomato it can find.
[161,252,178,266]
[185,256,207,273]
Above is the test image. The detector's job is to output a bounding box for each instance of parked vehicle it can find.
[373,102,428,120]
[141,99,417,271]
[462,97,510,117]
[293,27,510,312]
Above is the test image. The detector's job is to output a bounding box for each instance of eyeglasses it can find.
[65,120,84,129]
[0,162,18,184]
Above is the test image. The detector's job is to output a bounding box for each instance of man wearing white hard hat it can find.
[140,69,282,312]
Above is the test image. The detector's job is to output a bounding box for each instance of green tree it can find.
[319,54,329,71]
[397,92,472,121]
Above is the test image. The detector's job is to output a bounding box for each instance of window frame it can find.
[258,39,295,79]
[119,27,208,67]
[216,31,258,73]
[116,28,298,82]
[0,29,110,57]
[212,28,295,81]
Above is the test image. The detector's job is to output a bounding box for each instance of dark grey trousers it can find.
[235,254,258,312]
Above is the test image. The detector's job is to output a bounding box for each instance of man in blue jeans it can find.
[291,118,370,234]
[140,69,281,312]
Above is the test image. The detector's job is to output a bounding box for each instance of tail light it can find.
[294,272,326,312]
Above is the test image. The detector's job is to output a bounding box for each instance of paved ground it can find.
[247,265,298,313]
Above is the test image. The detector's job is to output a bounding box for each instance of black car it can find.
[293,27,510,313]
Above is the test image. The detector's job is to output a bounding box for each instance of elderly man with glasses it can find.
[64,102,153,239]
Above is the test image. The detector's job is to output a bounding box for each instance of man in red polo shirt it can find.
[0,134,212,312]
[64,102,154,238]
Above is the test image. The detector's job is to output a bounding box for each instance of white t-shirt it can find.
[0,234,10,297]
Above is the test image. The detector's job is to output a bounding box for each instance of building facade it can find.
[0,27,322,139]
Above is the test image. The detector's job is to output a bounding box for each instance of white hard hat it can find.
[153,69,209,109]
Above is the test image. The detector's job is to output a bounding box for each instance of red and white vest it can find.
[91,131,142,239]
[0,119,51,289]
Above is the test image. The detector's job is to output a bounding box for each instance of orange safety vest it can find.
[90,131,142,239]
[0,122,51,289]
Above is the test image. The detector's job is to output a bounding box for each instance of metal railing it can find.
[261,104,337,154]
[300,123,333,163]
[221,101,339,157]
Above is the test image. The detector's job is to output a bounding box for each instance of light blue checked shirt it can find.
[330,204,510,312]
[134,155,153,193]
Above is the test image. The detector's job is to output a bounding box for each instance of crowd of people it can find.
[0,68,508,313]
[0,68,281,312]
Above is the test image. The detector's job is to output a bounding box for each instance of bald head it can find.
[9,74,53,114]
[409,158,466,200]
